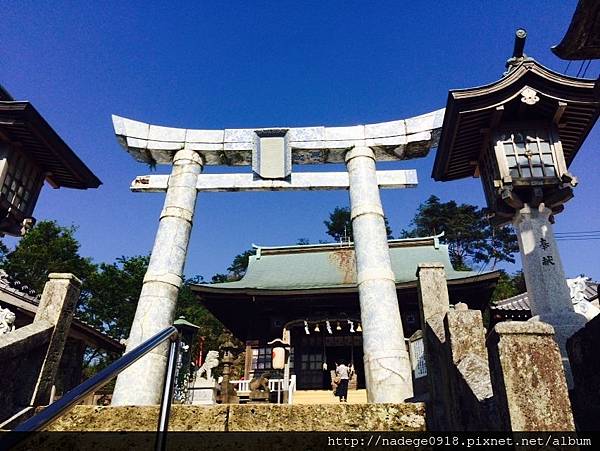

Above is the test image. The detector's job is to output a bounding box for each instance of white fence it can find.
[230,375,297,404]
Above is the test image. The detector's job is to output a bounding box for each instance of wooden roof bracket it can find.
[553,101,568,126]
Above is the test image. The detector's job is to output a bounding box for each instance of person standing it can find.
[335,362,350,402]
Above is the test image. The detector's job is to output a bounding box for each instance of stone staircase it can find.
[293,389,368,404]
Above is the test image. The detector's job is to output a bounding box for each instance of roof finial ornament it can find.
[505,28,528,75]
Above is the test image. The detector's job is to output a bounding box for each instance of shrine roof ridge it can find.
[191,233,501,294]
[251,233,445,256]
[112,108,445,166]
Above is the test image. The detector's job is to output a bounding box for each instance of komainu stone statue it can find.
[0,307,16,335]
[249,372,271,403]
[249,372,271,393]
[197,350,219,382]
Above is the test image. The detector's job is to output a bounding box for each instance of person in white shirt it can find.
[335,362,350,402]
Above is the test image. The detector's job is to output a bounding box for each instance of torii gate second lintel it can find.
[110,110,444,406]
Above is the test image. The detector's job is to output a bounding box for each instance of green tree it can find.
[79,254,234,373]
[78,255,150,340]
[175,276,233,354]
[1,220,96,293]
[400,195,518,270]
[324,206,393,241]
[491,270,526,303]
[0,240,9,265]
[211,248,255,283]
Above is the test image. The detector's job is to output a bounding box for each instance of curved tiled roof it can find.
[492,279,599,311]
[194,234,499,293]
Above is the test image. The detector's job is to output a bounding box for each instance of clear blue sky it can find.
[1,1,599,281]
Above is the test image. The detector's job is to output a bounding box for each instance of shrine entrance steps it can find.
[292,389,367,405]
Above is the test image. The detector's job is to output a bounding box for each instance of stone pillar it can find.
[112,149,203,405]
[32,273,82,406]
[444,304,496,430]
[345,146,412,402]
[416,263,451,429]
[512,203,586,386]
[487,321,575,431]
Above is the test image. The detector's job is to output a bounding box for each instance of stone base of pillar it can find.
[529,312,587,388]
[364,349,413,403]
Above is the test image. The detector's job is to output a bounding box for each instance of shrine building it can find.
[191,234,499,390]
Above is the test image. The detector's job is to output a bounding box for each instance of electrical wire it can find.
[575,60,587,78]
[564,60,572,75]
[581,59,592,78]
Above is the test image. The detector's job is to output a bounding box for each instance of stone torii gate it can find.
[110,109,444,405]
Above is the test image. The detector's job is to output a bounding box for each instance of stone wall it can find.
[416,263,575,432]
[46,403,426,431]
[0,323,53,422]
[444,305,496,430]
[567,314,600,430]
[55,338,87,395]
[0,274,80,423]
[487,321,575,431]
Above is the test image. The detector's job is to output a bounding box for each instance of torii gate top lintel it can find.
[112,108,445,168]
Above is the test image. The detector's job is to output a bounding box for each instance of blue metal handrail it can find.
[4,326,180,450]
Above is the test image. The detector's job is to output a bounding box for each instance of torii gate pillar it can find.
[110,109,443,405]
[346,146,413,402]
[112,149,203,405]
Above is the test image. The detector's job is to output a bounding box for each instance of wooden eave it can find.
[552,0,600,60]
[195,272,500,339]
[0,102,101,189]
[433,60,599,181]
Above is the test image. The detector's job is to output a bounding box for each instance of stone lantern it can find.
[173,316,200,402]
[219,340,239,404]
[0,85,101,236]
[433,30,599,384]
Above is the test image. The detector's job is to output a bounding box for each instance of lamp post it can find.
[173,316,200,403]
[433,30,599,384]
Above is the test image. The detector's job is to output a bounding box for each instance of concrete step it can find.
[293,389,367,404]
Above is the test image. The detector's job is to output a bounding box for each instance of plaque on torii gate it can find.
[111,109,444,406]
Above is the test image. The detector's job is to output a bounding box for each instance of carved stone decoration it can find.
[0,307,16,335]
[520,87,540,105]
[196,350,219,382]
[567,276,589,304]
[567,276,600,321]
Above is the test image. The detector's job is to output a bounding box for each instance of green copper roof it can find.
[197,234,494,292]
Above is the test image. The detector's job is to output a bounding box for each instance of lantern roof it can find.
[0,86,101,189]
[173,316,200,331]
[552,0,600,60]
[432,59,599,182]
